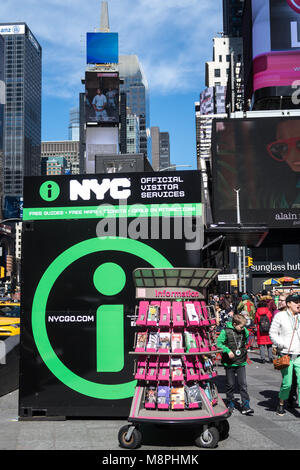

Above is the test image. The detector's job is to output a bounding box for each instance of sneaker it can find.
[241,400,254,415]
[227,400,235,413]
[276,403,285,416]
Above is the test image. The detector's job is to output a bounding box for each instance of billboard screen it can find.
[86,32,118,64]
[85,127,119,173]
[212,117,300,228]
[85,71,119,125]
[252,0,300,95]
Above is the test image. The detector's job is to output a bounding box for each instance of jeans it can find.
[259,344,273,362]
[279,355,300,403]
[225,365,250,403]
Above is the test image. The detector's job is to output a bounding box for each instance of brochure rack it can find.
[118,268,230,449]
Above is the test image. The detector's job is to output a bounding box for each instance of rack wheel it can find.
[195,426,219,449]
[118,425,142,449]
[218,420,230,440]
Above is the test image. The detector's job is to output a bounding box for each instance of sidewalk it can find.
[0,352,299,451]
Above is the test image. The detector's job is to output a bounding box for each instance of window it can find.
[251,247,283,262]
[214,69,221,77]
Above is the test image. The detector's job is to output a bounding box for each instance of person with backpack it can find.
[260,289,277,318]
[254,300,273,364]
[237,294,256,322]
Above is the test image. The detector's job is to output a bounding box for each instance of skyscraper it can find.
[68,107,80,141]
[223,0,245,37]
[119,55,150,159]
[0,23,42,200]
[150,126,170,171]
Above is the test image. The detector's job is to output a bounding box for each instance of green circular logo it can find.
[39,181,60,202]
[93,262,126,296]
[32,237,173,400]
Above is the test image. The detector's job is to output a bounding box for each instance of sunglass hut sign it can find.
[250,261,300,274]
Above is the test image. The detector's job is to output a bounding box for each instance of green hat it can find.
[242,294,249,300]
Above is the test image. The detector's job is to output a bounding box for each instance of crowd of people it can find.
[209,289,300,417]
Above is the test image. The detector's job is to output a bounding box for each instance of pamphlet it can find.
[171,332,183,351]
[147,305,159,323]
[157,386,170,406]
[158,332,171,350]
[171,387,185,408]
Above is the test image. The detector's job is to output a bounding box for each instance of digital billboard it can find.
[212,117,300,228]
[85,127,119,173]
[85,71,119,125]
[86,32,118,64]
[252,0,300,96]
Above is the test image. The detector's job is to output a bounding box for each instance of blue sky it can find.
[0,0,223,170]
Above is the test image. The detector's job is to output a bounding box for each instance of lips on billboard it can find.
[286,0,300,14]
[252,0,300,92]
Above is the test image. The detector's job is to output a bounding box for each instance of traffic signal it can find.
[247,256,253,267]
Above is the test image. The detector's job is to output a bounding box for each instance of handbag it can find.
[273,315,297,370]
[273,354,290,370]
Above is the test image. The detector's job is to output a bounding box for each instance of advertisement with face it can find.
[212,117,300,227]
[252,0,300,93]
[85,71,119,125]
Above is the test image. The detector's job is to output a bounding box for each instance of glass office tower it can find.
[119,55,150,159]
[0,23,42,200]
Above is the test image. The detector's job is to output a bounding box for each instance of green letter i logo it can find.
[93,263,126,372]
[39,181,60,202]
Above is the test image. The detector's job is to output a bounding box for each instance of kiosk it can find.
[118,267,230,449]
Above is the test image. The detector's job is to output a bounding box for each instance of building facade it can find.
[0,23,42,200]
[205,36,243,88]
[223,0,245,37]
[150,126,170,171]
[68,107,80,141]
[126,112,140,154]
[41,140,80,174]
[119,55,150,159]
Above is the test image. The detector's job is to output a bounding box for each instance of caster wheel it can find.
[218,420,230,439]
[195,426,219,448]
[118,425,142,449]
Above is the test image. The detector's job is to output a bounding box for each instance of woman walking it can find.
[254,300,273,363]
[269,294,300,416]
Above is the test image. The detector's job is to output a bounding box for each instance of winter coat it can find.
[269,309,300,355]
[254,307,273,345]
[217,321,249,367]
[237,299,255,320]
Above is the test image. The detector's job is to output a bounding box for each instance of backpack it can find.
[259,314,270,334]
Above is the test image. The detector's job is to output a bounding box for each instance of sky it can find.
[0,0,223,170]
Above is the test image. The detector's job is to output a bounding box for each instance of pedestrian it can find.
[237,294,256,323]
[254,300,273,363]
[231,289,241,313]
[269,293,300,416]
[274,290,280,308]
[273,294,298,408]
[219,292,232,311]
[261,289,277,317]
[217,313,254,415]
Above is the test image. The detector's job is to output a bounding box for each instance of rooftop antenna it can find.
[100,1,110,32]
